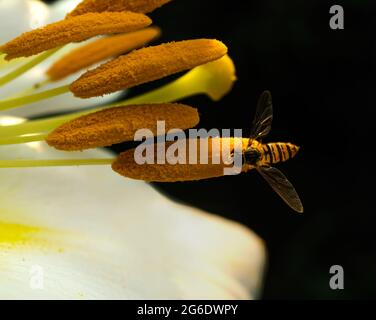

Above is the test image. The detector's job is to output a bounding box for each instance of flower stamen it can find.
[112,138,250,182]
[0,55,236,144]
[46,103,199,151]
[70,39,228,98]
[0,41,229,112]
[0,12,152,60]
[46,27,161,82]
[0,56,236,144]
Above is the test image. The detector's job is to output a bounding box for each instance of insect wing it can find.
[249,90,273,143]
[257,166,304,213]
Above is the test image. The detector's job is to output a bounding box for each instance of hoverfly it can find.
[236,90,304,213]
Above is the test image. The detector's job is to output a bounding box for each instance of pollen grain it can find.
[46,103,199,151]
[47,27,161,81]
[70,39,228,98]
[0,12,152,60]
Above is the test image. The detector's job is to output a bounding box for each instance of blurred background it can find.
[44,0,375,299]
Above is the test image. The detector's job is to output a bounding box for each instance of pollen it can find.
[0,12,152,60]
[47,27,161,81]
[70,39,228,98]
[0,221,40,246]
[68,0,172,17]
[112,138,250,182]
[46,103,199,151]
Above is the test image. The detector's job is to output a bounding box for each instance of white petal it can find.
[49,0,82,22]
[0,123,265,299]
[0,0,50,43]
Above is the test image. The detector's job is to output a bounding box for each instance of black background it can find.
[45,0,376,299]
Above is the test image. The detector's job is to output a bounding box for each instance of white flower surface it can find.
[0,138,265,299]
[0,0,50,43]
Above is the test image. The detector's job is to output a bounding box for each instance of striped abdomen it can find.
[261,142,300,165]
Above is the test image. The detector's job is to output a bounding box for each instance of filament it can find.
[0,48,60,87]
[0,85,70,111]
[0,158,114,168]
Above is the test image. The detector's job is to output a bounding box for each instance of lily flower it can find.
[0,0,266,299]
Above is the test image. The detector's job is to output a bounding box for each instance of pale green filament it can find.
[0,55,28,71]
[0,158,114,168]
[0,48,60,87]
[7,79,51,99]
[0,133,47,145]
[0,85,69,111]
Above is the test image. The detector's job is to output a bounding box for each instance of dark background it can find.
[46,0,376,299]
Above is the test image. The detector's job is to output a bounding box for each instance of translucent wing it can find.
[257,166,304,213]
[249,91,273,142]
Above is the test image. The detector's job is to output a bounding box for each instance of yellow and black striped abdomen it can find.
[261,142,300,165]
